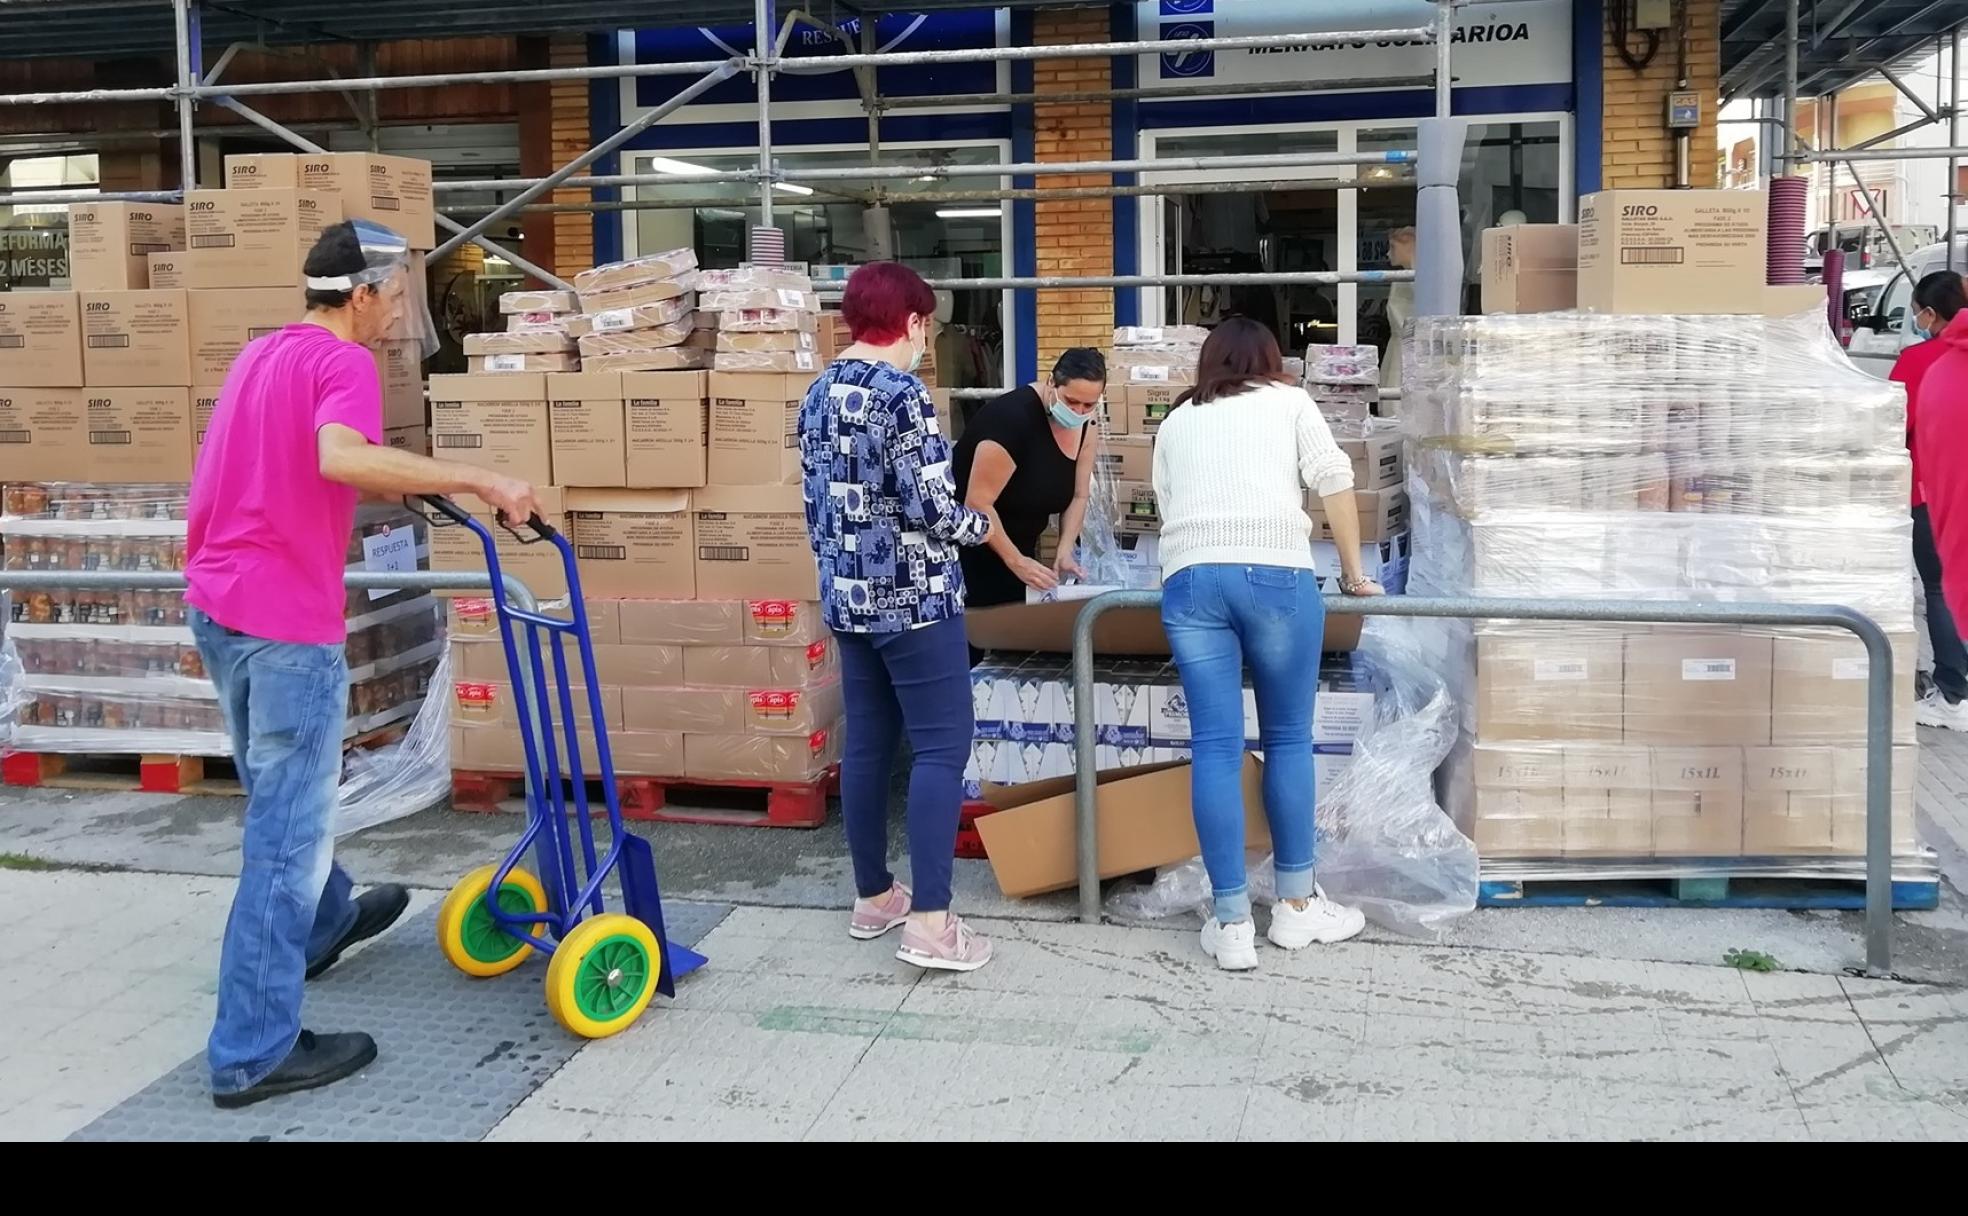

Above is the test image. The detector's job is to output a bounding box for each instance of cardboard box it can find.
[975,757,1268,898]
[0,291,85,387]
[585,599,622,644]
[683,729,839,783]
[383,424,428,455]
[0,388,87,481]
[428,486,570,600]
[1576,189,1766,315]
[741,599,827,645]
[1651,746,1745,856]
[1101,433,1154,483]
[565,488,695,599]
[1764,284,1826,316]
[185,189,342,288]
[428,373,551,485]
[470,353,578,374]
[682,639,836,688]
[1561,745,1653,856]
[1308,486,1407,543]
[1769,629,1916,746]
[145,252,190,290]
[68,202,184,292]
[1469,744,1566,857]
[449,595,621,643]
[1481,224,1578,314]
[84,387,192,480]
[229,153,435,250]
[186,287,291,384]
[1476,627,1625,742]
[1114,479,1159,535]
[619,599,745,646]
[450,678,622,731]
[1623,628,1774,746]
[79,290,191,387]
[1340,429,1404,490]
[589,643,684,687]
[624,370,708,487]
[624,680,842,736]
[548,371,626,487]
[192,385,222,451]
[374,340,424,429]
[1742,744,1837,855]
[707,371,804,485]
[965,595,1361,656]
[691,484,819,601]
[1120,382,1188,433]
[1829,745,1920,854]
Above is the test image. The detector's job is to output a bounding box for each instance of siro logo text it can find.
[87,399,112,407]
[190,201,215,211]
[1622,205,1659,217]
[85,301,112,311]
[304,161,333,173]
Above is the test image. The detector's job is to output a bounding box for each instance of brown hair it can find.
[1181,317,1292,406]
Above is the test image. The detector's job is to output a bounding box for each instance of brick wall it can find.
[1032,7,1114,368]
[1601,0,1721,189]
[547,36,596,277]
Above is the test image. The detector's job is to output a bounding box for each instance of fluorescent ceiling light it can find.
[936,207,1002,219]
[647,156,812,196]
[775,182,816,196]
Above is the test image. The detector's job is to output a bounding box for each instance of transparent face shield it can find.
[305,219,440,360]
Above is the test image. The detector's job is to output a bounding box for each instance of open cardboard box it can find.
[975,756,1268,898]
[964,595,1360,655]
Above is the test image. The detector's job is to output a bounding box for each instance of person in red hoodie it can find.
[1907,271,1968,728]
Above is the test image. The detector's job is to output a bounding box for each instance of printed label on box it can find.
[484,354,525,372]
[1130,365,1171,383]
[1683,658,1738,681]
[594,309,635,332]
[777,289,806,309]
[1832,656,1869,680]
[1533,658,1588,681]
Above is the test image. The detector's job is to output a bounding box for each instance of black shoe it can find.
[212,1030,377,1109]
[305,884,411,980]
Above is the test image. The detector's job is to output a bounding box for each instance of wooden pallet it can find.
[450,765,838,829]
[1,725,409,797]
[1478,875,1941,910]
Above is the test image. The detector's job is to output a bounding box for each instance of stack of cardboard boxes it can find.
[1408,190,1919,864]
[441,253,839,787]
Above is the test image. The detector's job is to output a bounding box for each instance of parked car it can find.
[1807,222,1937,280]
[1847,237,1968,379]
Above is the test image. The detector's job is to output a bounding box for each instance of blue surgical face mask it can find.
[1049,399,1095,430]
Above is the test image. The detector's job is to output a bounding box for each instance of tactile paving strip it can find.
[72,900,731,1142]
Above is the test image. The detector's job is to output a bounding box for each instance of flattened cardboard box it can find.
[549,371,627,487]
[187,287,291,384]
[428,372,551,486]
[0,388,87,481]
[691,484,819,601]
[977,757,1268,898]
[185,189,342,289]
[85,387,192,481]
[68,202,184,292]
[0,291,85,387]
[564,488,695,599]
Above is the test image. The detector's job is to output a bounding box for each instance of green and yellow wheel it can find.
[545,913,662,1039]
[437,864,549,978]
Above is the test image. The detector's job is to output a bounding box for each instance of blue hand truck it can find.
[420,495,706,1039]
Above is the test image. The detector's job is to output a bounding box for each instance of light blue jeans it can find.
[1160,564,1324,924]
[191,610,357,1096]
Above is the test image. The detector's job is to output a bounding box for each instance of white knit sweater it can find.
[1151,380,1356,579]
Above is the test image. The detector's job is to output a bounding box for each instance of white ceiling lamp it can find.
[647,156,813,197]
[935,207,1003,219]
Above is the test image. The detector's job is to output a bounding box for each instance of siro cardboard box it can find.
[588,643,684,687]
[184,189,342,289]
[1476,626,1625,742]
[230,153,436,250]
[1307,486,1407,543]
[548,371,627,487]
[145,251,190,290]
[976,757,1268,898]
[1480,223,1578,314]
[1623,628,1774,747]
[624,370,708,488]
[374,340,424,430]
[1469,743,1566,858]
[1561,744,1653,856]
[1650,746,1745,856]
[0,291,85,387]
[682,639,837,688]
[187,287,291,384]
[80,290,191,387]
[84,387,192,480]
[1829,745,1920,854]
[1340,429,1404,490]
[1576,189,1766,315]
[1101,433,1154,483]
[68,202,185,292]
[1769,629,1916,746]
[623,679,842,736]
[383,424,428,455]
[741,599,827,645]
[1741,744,1838,855]
[428,373,551,485]
[707,371,805,486]
[0,388,88,481]
[691,483,819,601]
[428,486,570,600]
[565,488,695,599]
[619,599,745,646]
[192,384,223,451]
[684,728,839,783]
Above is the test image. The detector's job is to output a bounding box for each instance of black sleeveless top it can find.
[952,385,1083,609]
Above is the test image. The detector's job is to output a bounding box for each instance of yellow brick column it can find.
[1032,6,1115,368]
[1601,0,1722,189]
[548,36,595,276]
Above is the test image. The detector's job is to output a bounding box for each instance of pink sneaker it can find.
[849,882,912,940]
[895,913,993,973]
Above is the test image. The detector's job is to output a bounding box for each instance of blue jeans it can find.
[191,610,356,1095]
[836,616,973,913]
[1160,564,1325,924]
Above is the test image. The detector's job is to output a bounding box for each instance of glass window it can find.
[1,154,97,291]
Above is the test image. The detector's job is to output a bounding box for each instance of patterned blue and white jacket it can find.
[799,358,990,633]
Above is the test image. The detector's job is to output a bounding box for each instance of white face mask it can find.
[905,316,926,373]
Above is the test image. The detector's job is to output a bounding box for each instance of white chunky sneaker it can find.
[1914,689,1968,732]
[1267,885,1367,949]
[1200,917,1259,971]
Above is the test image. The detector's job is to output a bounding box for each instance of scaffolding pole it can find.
[171,0,197,190]
[1954,27,1963,272]
[1782,0,1800,172]
[1435,0,1454,120]
[919,271,1413,291]
[756,0,776,228]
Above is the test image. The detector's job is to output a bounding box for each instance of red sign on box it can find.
[454,597,494,622]
[749,689,799,720]
[807,729,828,756]
[805,640,828,670]
[747,599,800,636]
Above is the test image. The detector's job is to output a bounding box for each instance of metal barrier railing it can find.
[1069,591,1902,976]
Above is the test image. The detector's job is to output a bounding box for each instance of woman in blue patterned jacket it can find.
[800,262,997,973]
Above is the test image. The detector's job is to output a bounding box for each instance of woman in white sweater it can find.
[1152,317,1384,971]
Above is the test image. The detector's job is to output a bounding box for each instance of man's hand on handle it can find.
[474,473,543,528]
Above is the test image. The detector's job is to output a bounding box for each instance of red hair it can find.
[841,261,935,345]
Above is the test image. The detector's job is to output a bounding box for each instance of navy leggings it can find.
[835,615,974,912]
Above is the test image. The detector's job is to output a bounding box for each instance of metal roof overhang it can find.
[1723,0,1968,100]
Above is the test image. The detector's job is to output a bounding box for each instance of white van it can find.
[1848,237,1968,379]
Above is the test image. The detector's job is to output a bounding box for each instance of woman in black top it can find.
[952,347,1107,609]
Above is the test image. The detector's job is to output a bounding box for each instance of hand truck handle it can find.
[414,494,474,527]
[414,494,557,544]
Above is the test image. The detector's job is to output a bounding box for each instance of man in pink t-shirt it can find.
[188,221,538,1109]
